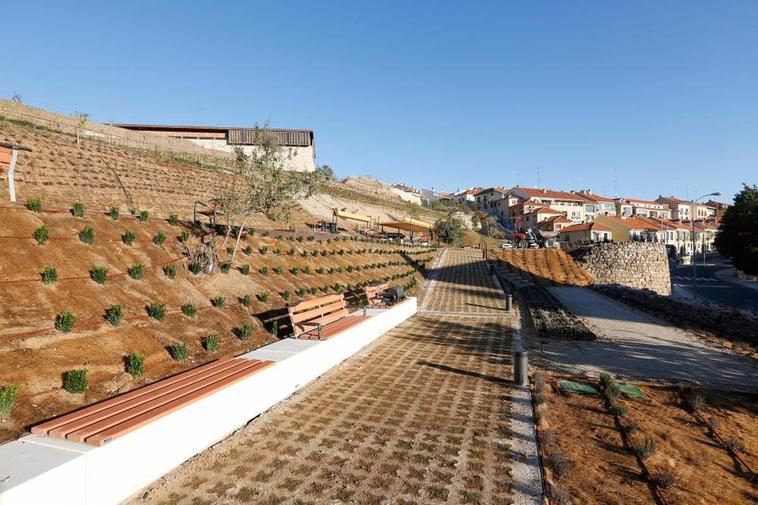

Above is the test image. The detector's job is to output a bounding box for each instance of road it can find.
[670,262,758,313]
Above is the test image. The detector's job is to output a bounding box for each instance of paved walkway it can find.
[541,287,758,390]
[129,249,538,505]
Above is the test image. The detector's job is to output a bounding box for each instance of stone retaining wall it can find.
[571,242,671,295]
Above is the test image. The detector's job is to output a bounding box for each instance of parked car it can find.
[501,242,514,249]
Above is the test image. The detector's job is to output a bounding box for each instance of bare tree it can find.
[74,112,89,146]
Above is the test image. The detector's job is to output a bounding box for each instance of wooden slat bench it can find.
[364,283,389,308]
[287,293,368,340]
[32,357,273,446]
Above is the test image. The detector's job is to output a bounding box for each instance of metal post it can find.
[506,294,512,311]
[7,149,18,203]
[514,349,528,386]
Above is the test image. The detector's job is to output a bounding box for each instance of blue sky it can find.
[2,1,756,202]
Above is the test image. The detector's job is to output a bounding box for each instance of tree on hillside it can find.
[216,127,326,266]
[715,184,758,275]
[433,214,464,245]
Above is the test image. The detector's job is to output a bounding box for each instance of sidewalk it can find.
[713,267,758,291]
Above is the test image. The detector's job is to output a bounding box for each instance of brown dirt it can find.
[538,374,757,505]
[494,249,593,286]
[0,204,435,444]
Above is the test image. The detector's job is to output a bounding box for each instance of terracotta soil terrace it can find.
[493,249,593,287]
[127,249,519,505]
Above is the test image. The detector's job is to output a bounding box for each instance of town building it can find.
[449,187,482,206]
[509,187,586,223]
[572,190,616,221]
[615,197,672,219]
[390,184,423,205]
[114,123,316,172]
[474,187,509,214]
[559,222,612,246]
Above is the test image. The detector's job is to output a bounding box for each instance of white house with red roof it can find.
[509,187,586,223]
[474,187,509,213]
[572,190,617,221]
[559,222,612,246]
[614,197,672,219]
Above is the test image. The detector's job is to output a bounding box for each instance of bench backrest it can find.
[364,283,389,306]
[288,293,348,335]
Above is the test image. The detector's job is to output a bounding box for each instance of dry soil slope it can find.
[496,249,594,286]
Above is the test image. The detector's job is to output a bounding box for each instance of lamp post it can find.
[691,191,721,299]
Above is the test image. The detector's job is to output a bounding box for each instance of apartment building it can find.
[449,187,482,206]
[572,190,616,221]
[509,187,586,223]
[615,197,672,219]
[474,187,509,214]
[559,222,613,246]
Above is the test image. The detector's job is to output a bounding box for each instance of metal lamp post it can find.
[691,191,721,299]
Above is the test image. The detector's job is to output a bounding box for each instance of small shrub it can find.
[257,292,270,302]
[274,248,282,256]
[241,294,253,307]
[125,352,145,379]
[316,267,325,274]
[621,422,638,434]
[0,385,20,418]
[168,214,180,226]
[107,207,120,220]
[633,436,656,460]
[534,372,546,392]
[181,303,197,318]
[538,429,556,449]
[211,295,226,308]
[179,231,190,243]
[41,266,57,283]
[79,226,95,244]
[609,402,628,417]
[259,246,268,255]
[153,231,167,246]
[310,286,318,295]
[302,266,311,275]
[55,311,76,332]
[546,452,571,481]
[546,483,570,505]
[687,390,705,412]
[724,436,746,454]
[235,325,253,341]
[289,267,299,276]
[138,210,150,222]
[122,230,137,245]
[273,266,283,275]
[33,225,49,245]
[90,265,109,284]
[188,260,203,274]
[262,231,269,237]
[26,197,42,213]
[281,290,290,301]
[226,245,234,255]
[288,248,296,256]
[652,469,677,489]
[202,334,219,352]
[534,392,548,405]
[220,262,231,273]
[297,287,306,298]
[272,321,279,337]
[163,264,177,279]
[243,245,253,255]
[147,302,167,321]
[169,342,188,362]
[105,305,122,326]
[296,236,304,242]
[259,266,269,277]
[128,263,145,280]
[63,369,88,393]
[300,251,307,258]
[239,264,251,275]
[71,202,85,217]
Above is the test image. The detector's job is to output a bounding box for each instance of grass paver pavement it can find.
[130,249,517,505]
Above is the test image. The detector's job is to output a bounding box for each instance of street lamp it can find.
[691,191,721,299]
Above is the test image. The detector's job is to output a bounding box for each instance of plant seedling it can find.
[163,264,177,279]
[105,305,122,326]
[63,369,88,393]
[203,334,219,352]
[169,342,188,362]
[126,352,145,378]
[90,265,109,284]
[71,202,85,217]
[41,266,57,283]
[26,197,42,213]
[33,225,49,245]
[147,302,167,321]
[181,303,197,318]
[79,227,95,244]
[122,230,137,245]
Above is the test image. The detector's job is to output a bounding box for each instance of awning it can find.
[378,219,432,233]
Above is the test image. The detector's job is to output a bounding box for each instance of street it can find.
[670,262,758,313]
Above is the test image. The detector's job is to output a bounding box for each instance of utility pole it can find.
[691,191,721,300]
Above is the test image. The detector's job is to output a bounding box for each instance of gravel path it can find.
[542,287,758,390]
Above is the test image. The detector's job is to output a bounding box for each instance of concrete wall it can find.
[190,138,316,172]
[571,242,672,296]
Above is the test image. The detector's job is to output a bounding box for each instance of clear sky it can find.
[2,1,756,203]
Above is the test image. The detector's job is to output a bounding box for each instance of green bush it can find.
[259,246,268,255]
[122,230,137,245]
[71,202,85,217]
[163,264,177,279]
[226,245,234,255]
[41,266,57,283]
[153,232,167,246]
[296,236,304,243]
[316,267,325,274]
[138,210,150,222]
[168,214,180,226]
[105,305,122,326]
[281,290,290,301]
[220,262,231,273]
[126,352,145,378]
[0,385,20,418]
[55,311,76,332]
[211,295,226,308]
[90,265,109,284]
[257,292,270,302]
[262,231,270,237]
[107,207,120,220]
[147,302,167,321]
[288,248,296,256]
[259,266,269,277]
[179,231,190,243]
[302,266,311,275]
[243,245,253,255]
[63,369,88,393]
[235,324,253,341]
[188,260,203,274]
[169,342,188,362]
[33,225,49,245]
[310,287,318,295]
[26,197,42,213]
[202,334,219,352]
[273,266,283,275]
[289,267,299,276]
[296,287,306,298]
[241,294,253,307]
[239,264,251,275]
[181,303,197,318]
[78,227,95,244]
[128,263,145,280]
[274,248,282,255]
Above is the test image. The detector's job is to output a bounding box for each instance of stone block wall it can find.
[570,242,671,295]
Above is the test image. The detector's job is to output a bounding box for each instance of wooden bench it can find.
[32,357,273,446]
[287,293,368,340]
[364,283,389,308]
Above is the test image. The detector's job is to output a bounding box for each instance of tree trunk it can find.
[230,215,250,264]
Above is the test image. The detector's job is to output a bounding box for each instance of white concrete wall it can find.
[390,187,422,205]
[189,138,316,172]
[0,299,417,505]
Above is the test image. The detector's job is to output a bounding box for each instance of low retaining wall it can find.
[571,242,672,296]
[0,298,417,505]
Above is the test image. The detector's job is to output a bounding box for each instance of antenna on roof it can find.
[536,167,540,188]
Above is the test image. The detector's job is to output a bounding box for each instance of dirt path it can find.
[540,287,758,389]
[127,249,528,505]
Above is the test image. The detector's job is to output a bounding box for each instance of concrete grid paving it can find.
[129,248,528,505]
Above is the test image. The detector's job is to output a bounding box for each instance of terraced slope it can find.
[0,204,436,444]
[494,249,594,286]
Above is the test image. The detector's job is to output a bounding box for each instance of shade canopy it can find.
[378,219,433,233]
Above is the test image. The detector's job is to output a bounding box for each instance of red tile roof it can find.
[512,187,584,202]
[524,207,564,216]
[573,191,615,203]
[560,222,611,233]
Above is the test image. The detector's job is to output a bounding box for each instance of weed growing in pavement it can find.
[63,369,88,393]
[128,263,145,280]
[26,197,42,213]
[122,230,137,245]
[126,352,145,378]
[181,303,197,318]
[105,305,122,326]
[163,264,177,279]
[90,265,109,284]
[169,342,188,362]
[78,226,95,244]
[147,302,167,321]
[202,334,219,352]
[71,202,85,217]
[41,266,57,283]
[108,206,119,220]
[0,385,20,418]
[33,225,49,245]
